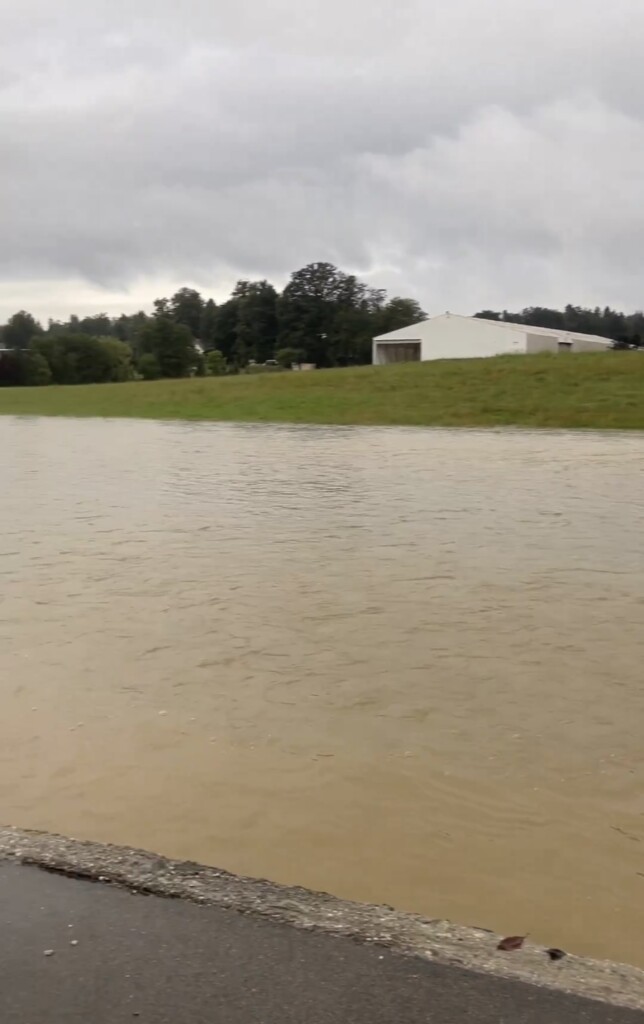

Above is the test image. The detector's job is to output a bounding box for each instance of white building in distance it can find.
[372,314,615,365]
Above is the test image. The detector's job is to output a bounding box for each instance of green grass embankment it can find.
[1,353,643,429]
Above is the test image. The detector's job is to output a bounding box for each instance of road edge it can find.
[1,825,643,1011]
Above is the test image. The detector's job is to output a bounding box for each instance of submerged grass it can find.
[1,353,643,430]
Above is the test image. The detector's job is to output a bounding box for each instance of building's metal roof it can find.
[374,313,614,346]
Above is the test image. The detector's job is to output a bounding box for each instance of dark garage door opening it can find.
[375,342,421,365]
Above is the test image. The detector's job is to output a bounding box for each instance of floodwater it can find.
[1,417,643,967]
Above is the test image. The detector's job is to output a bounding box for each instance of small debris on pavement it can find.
[43,949,55,957]
[497,935,526,952]
[546,948,567,961]
[70,939,79,946]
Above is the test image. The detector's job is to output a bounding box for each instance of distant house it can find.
[372,314,614,365]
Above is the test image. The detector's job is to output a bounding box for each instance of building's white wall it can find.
[568,337,613,353]
[418,315,523,361]
[525,333,560,354]
[372,315,615,364]
[372,316,521,362]
[525,333,612,354]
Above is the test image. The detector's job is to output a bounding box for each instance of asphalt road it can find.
[0,862,641,1023]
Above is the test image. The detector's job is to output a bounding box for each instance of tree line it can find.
[0,262,425,387]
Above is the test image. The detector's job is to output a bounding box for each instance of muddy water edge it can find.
[1,417,643,965]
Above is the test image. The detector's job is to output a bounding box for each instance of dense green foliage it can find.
[30,334,133,384]
[1,353,643,430]
[2,310,43,350]
[0,334,132,386]
[136,318,198,379]
[0,262,426,387]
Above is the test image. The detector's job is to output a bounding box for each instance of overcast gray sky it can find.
[2,0,643,321]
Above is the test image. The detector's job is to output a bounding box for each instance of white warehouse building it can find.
[372,314,614,365]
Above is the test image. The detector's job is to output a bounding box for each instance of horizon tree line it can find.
[1,264,643,387]
[0,262,426,386]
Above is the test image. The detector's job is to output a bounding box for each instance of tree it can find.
[232,280,278,365]
[137,353,161,380]
[199,299,219,350]
[278,263,374,367]
[46,313,115,337]
[100,339,134,381]
[600,306,627,339]
[520,307,566,330]
[137,317,197,378]
[375,297,427,336]
[153,297,171,318]
[31,333,130,384]
[277,262,344,366]
[473,310,502,321]
[275,347,304,368]
[76,314,113,336]
[62,314,83,334]
[211,299,240,363]
[169,287,204,337]
[24,352,52,386]
[0,350,27,386]
[113,311,150,346]
[205,349,227,376]
[329,304,375,365]
[30,337,66,382]
[3,310,43,349]
[626,311,644,342]
[563,304,595,334]
[0,349,49,386]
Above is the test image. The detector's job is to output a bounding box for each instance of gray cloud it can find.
[2,0,644,319]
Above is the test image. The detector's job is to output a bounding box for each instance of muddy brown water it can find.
[1,416,643,966]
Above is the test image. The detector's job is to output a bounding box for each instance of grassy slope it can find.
[1,353,643,429]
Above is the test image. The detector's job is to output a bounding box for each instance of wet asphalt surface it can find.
[1,861,641,1023]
